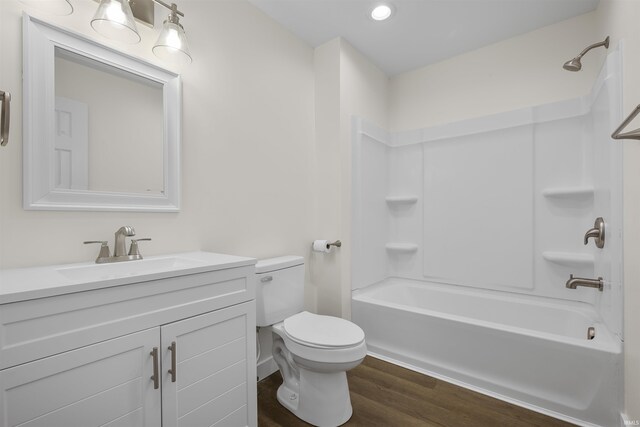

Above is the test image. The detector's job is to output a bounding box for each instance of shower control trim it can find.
[584,217,605,248]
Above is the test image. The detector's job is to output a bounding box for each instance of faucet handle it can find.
[584,217,605,248]
[84,241,111,261]
[128,238,152,257]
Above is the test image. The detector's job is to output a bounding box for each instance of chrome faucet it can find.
[566,274,603,291]
[84,226,152,263]
[114,226,136,257]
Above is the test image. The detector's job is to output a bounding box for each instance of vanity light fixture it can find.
[371,4,393,21]
[19,0,73,15]
[90,0,192,65]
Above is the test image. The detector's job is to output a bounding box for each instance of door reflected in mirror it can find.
[54,48,164,195]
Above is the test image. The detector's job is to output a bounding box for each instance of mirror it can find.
[54,48,165,195]
[23,14,181,212]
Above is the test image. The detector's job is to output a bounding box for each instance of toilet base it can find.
[269,322,365,426]
[276,368,353,427]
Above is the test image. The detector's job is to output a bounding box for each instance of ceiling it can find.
[247,0,600,76]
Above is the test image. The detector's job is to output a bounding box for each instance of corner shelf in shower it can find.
[542,251,595,267]
[385,243,418,253]
[541,186,594,199]
[385,196,419,205]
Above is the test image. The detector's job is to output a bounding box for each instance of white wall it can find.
[311,38,342,318]
[389,12,600,131]
[313,38,388,319]
[0,0,317,314]
[338,41,389,319]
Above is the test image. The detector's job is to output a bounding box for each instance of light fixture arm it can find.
[151,0,184,17]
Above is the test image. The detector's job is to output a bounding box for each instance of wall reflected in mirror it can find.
[54,47,164,195]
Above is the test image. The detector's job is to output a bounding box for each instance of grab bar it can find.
[0,90,10,146]
[611,104,640,140]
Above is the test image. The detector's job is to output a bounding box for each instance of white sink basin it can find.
[56,256,209,281]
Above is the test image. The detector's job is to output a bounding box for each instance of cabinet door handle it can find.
[168,341,177,383]
[0,91,10,147]
[150,347,159,390]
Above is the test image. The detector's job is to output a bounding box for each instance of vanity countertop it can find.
[0,251,256,304]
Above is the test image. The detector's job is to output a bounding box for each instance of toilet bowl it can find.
[256,257,366,427]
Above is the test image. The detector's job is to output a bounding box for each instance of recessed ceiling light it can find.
[371,4,392,21]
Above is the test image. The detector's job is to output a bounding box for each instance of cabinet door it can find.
[0,328,161,427]
[161,301,257,427]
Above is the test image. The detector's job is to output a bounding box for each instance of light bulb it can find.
[153,18,192,67]
[91,0,140,44]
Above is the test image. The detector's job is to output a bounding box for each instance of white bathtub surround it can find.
[351,49,623,425]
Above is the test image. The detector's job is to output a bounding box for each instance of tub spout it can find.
[565,274,603,291]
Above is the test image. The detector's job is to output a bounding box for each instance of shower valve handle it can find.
[583,217,605,248]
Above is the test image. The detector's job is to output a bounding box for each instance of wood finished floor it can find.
[257,356,574,427]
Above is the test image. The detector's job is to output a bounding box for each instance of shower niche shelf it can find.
[541,186,594,199]
[542,251,595,267]
[385,196,418,205]
[386,243,418,253]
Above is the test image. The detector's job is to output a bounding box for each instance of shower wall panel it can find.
[351,131,390,290]
[422,125,534,291]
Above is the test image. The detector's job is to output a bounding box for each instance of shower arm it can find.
[575,37,610,60]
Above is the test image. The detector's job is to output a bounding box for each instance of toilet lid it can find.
[283,311,365,348]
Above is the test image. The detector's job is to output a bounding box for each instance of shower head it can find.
[563,57,583,72]
[563,36,609,72]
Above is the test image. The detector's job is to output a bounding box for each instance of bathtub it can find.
[351,278,622,426]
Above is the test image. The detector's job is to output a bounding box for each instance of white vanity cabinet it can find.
[0,252,257,427]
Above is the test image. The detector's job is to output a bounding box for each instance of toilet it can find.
[256,256,367,427]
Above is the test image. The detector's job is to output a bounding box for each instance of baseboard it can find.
[257,355,278,381]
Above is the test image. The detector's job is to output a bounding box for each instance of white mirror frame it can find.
[23,14,181,212]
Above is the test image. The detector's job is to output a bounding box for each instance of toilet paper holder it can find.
[328,240,342,248]
[312,239,342,253]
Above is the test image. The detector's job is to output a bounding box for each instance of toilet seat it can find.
[271,312,367,364]
[283,311,365,349]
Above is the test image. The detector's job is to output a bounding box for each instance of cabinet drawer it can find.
[0,266,255,369]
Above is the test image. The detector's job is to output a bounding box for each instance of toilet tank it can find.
[255,256,305,327]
